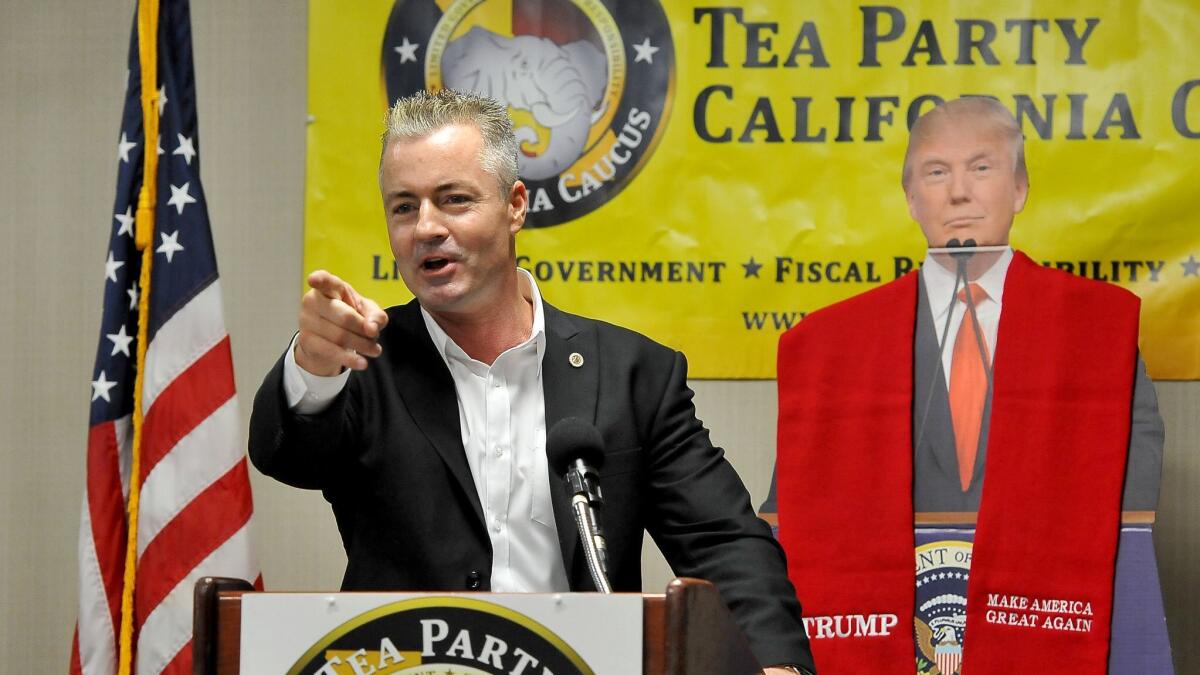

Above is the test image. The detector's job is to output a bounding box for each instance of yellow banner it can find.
[307,0,1200,379]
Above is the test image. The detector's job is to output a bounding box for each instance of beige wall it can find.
[1,1,1195,671]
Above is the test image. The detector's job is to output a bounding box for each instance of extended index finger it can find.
[305,270,385,339]
[307,270,355,302]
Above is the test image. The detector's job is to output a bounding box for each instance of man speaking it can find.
[249,89,815,674]
[775,96,1162,673]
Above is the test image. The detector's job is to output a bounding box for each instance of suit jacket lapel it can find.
[389,301,486,530]
[915,276,963,487]
[541,302,600,588]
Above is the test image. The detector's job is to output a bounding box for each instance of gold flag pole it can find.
[118,0,160,672]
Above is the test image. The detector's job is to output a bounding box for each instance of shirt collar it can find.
[420,267,547,370]
[921,246,1013,319]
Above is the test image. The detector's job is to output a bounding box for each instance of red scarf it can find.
[777,251,1138,673]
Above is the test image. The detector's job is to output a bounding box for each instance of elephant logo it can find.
[442,27,608,182]
[382,0,674,229]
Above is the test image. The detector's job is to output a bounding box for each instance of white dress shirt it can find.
[282,268,570,592]
[921,247,1013,387]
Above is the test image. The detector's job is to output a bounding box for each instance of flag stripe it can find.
[160,641,192,675]
[142,280,228,411]
[76,496,118,675]
[135,460,254,624]
[137,397,241,554]
[70,628,82,675]
[136,523,256,674]
[139,335,236,482]
[114,415,132,500]
[81,423,127,642]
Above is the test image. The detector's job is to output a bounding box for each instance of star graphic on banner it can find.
[632,37,660,64]
[742,257,763,278]
[91,370,118,402]
[173,133,196,164]
[127,283,139,310]
[156,133,164,156]
[157,84,168,115]
[157,230,184,262]
[117,132,138,163]
[394,36,420,63]
[106,324,134,357]
[1182,254,1200,277]
[167,182,196,214]
[114,206,135,237]
[104,251,124,282]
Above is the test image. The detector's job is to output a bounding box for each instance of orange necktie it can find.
[949,283,991,492]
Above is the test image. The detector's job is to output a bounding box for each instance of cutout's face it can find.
[906,119,1028,248]
[379,124,527,316]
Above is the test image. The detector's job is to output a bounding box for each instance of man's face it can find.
[905,118,1028,248]
[380,123,526,317]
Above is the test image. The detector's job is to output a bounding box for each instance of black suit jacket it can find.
[249,299,814,670]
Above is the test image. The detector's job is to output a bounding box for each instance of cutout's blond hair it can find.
[902,96,1027,189]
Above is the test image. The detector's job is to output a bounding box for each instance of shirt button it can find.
[492,518,502,533]
[466,570,482,590]
[490,378,502,389]
[495,446,506,457]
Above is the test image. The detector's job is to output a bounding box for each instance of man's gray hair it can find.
[902,96,1027,189]
[382,88,520,191]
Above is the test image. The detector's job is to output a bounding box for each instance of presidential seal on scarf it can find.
[914,540,971,675]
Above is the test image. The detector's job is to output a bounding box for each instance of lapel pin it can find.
[568,352,584,368]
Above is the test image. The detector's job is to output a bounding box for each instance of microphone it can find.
[546,417,612,593]
[914,239,972,451]
[915,237,993,453]
[948,237,977,276]
[956,238,992,387]
[947,238,991,378]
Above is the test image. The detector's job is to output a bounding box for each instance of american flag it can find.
[72,1,259,673]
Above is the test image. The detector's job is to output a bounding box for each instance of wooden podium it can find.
[192,576,762,675]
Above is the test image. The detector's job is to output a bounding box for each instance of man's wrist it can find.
[283,333,351,413]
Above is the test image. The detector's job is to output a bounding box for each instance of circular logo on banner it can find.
[381,0,674,229]
[914,540,971,675]
[288,597,593,675]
